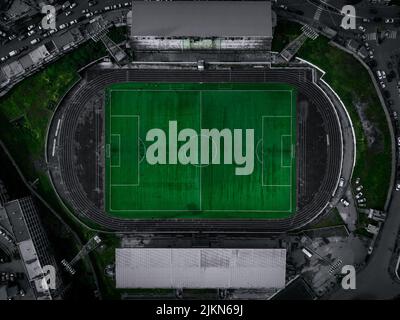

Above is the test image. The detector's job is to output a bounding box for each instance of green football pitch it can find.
[105,82,297,219]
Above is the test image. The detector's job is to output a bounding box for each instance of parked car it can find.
[62,1,71,10]
[340,198,350,207]
[8,49,18,57]
[339,177,345,187]
[30,38,41,45]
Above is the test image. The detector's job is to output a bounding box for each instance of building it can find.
[1,40,57,88]
[0,0,39,32]
[116,248,286,289]
[53,28,85,52]
[0,197,61,299]
[129,1,276,51]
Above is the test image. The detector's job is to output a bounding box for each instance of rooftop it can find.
[116,248,286,289]
[131,1,273,38]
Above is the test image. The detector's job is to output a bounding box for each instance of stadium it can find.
[45,65,347,232]
[45,1,352,233]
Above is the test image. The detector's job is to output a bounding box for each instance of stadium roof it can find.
[131,1,273,38]
[116,248,286,289]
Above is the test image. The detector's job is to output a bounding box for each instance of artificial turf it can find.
[105,82,296,219]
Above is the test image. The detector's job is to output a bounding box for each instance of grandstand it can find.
[129,1,276,51]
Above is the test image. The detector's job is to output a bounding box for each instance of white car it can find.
[397,137,400,147]
[355,192,363,199]
[8,50,18,57]
[339,177,345,188]
[65,11,72,16]
[69,19,77,26]
[30,38,40,45]
[69,2,76,9]
[380,81,386,89]
[59,23,67,30]
[396,183,400,191]
[27,30,36,37]
[27,24,35,31]
[358,25,366,32]
[82,9,89,14]
[86,12,94,18]
[385,18,394,23]
[356,185,364,192]
[340,198,350,207]
[0,56,8,62]
[62,1,71,10]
